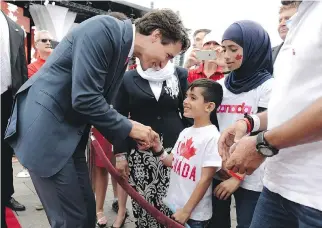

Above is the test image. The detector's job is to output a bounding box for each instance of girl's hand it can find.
[214,177,241,200]
[171,208,191,225]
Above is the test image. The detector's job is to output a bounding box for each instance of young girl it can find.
[150,79,223,228]
[210,20,274,228]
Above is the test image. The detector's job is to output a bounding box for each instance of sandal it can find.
[96,212,107,228]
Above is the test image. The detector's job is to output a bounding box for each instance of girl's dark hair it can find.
[188,79,223,129]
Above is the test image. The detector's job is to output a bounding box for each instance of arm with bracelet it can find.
[151,140,173,167]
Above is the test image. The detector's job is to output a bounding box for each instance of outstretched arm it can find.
[265,97,322,149]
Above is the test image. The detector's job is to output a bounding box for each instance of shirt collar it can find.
[128,24,135,57]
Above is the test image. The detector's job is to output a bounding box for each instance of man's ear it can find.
[151,29,161,42]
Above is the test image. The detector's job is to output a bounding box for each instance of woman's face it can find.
[222,40,243,71]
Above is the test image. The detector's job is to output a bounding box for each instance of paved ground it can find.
[12,161,237,228]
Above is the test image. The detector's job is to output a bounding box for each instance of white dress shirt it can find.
[0,11,12,94]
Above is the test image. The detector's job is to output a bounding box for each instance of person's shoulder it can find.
[6,16,24,37]
[175,66,188,79]
[206,125,220,138]
[124,69,139,78]
[123,69,139,84]
[257,78,275,93]
[180,127,191,135]
[195,125,220,140]
[75,15,124,35]
[217,77,226,87]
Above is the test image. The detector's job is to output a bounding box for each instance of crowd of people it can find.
[1,1,322,228]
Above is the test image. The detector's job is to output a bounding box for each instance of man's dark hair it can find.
[108,11,128,20]
[135,9,191,53]
[281,1,302,5]
[193,29,211,38]
[188,79,223,129]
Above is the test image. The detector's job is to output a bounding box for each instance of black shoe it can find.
[112,200,119,213]
[111,213,128,228]
[6,198,26,211]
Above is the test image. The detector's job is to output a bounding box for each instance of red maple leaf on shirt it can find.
[180,137,196,160]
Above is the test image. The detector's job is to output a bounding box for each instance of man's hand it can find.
[184,48,200,69]
[129,120,154,148]
[116,159,129,179]
[218,120,248,161]
[171,208,191,225]
[214,177,241,200]
[226,136,266,175]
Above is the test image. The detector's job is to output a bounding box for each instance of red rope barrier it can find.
[90,136,184,228]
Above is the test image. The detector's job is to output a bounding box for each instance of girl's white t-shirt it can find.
[217,78,274,192]
[164,125,222,221]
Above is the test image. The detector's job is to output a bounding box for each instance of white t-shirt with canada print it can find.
[164,125,222,221]
[216,78,274,192]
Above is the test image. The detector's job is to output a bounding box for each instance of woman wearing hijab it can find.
[209,20,275,228]
[112,61,190,228]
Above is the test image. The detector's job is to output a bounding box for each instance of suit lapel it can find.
[5,15,22,71]
[272,43,284,64]
[133,74,154,97]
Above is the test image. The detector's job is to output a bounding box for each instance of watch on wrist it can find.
[152,147,164,157]
[256,131,279,157]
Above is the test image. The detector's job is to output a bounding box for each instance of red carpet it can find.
[5,207,21,228]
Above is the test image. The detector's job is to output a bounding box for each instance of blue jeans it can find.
[187,219,210,228]
[250,187,322,228]
[209,179,261,228]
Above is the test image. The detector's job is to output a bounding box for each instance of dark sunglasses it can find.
[39,39,52,43]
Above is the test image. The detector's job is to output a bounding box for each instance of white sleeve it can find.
[258,78,275,108]
[202,136,222,168]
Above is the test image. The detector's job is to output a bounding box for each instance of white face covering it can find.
[136,61,175,82]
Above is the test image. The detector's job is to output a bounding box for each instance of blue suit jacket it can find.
[5,15,133,177]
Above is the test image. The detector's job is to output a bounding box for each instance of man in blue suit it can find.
[4,9,190,228]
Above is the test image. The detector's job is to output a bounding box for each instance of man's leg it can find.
[234,187,261,228]
[74,158,96,228]
[29,157,90,228]
[250,187,297,228]
[1,138,13,228]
